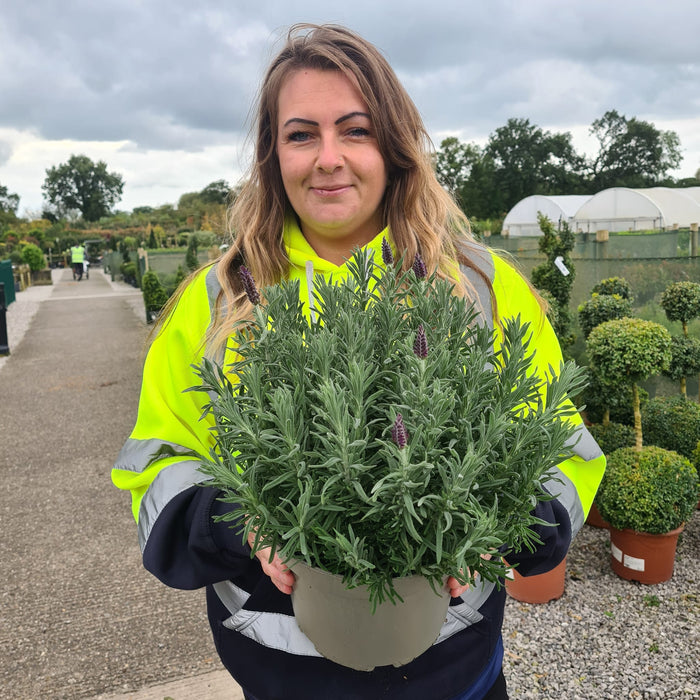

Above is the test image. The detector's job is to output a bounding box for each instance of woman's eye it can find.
[287,131,312,143]
[347,127,370,138]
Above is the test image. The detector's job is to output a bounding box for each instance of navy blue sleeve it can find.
[504,498,571,577]
[142,484,254,590]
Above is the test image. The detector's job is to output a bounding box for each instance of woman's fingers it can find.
[247,531,295,594]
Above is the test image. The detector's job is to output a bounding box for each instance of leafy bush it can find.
[577,293,633,338]
[582,373,646,426]
[195,247,586,607]
[591,277,634,301]
[587,318,672,386]
[642,395,700,459]
[20,243,46,272]
[588,422,636,456]
[120,261,137,286]
[141,270,170,323]
[587,317,672,449]
[662,335,700,392]
[530,213,575,351]
[596,446,698,534]
[660,281,700,330]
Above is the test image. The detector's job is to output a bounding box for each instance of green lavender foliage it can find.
[195,248,586,607]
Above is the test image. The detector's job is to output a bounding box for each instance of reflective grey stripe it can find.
[544,424,604,538]
[567,423,604,462]
[305,260,317,323]
[212,577,494,657]
[458,241,495,331]
[205,265,221,313]
[542,466,584,538]
[137,459,210,550]
[114,437,194,472]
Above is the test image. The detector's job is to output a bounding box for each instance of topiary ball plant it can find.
[660,281,700,337]
[577,293,633,339]
[586,317,672,450]
[596,446,698,534]
[591,276,634,302]
[642,395,700,459]
[662,335,700,397]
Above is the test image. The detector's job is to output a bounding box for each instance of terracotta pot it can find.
[609,525,684,584]
[290,561,450,671]
[586,502,609,529]
[505,557,566,604]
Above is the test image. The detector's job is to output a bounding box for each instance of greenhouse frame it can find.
[503,187,700,236]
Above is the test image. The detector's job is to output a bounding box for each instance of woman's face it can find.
[276,68,388,265]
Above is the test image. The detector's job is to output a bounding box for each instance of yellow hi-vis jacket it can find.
[71,245,85,264]
[111,220,605,690]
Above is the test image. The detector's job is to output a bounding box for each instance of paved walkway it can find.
[0,268,244,699]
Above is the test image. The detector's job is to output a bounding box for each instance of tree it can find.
[199,179,231,205]
[484,118,585,213]
[588,110,681,189]
[0,184,19,215]
[0,183,20,230]
[530,213,576,351]
[587,318,672,450]
[42,155,124,221]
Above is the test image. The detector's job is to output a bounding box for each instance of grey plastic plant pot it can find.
[290,561,450,671]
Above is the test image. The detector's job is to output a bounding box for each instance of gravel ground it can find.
[502,513,699,699]
[2,270,698,699]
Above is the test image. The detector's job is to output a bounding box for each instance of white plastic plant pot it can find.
[290,561,450,672]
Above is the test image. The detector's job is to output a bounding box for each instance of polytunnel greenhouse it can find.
[503,187,700,236]
[502,195,592,236]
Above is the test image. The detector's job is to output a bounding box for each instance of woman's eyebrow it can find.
[282,111,371,128]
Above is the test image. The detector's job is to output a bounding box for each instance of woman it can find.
[112,24,605,700]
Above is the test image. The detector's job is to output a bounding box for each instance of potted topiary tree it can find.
[593,446,698,583]
[586,317,698,583]
[195,246,585,669]
[660,281,700,398]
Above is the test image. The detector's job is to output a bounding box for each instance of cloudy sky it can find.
[1,0,699,217]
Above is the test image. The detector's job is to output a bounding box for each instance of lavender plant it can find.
[195,246,586,607]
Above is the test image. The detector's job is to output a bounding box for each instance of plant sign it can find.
[195,244,585,609]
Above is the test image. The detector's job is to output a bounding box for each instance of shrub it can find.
[591,277,634,301]
[587,317,672,449]
[196,247,586,606]
[141,270,170,323]
[596,446,698,534]
[660,281,700,334]
[642,395,700,459]
[20,243,46,272]
[120,261,138,286]
[577,293,633,338]
[662,335,700,395]
[588,422,636,456]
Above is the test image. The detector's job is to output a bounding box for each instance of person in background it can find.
[70,243,85,281]
[112,24,605,700]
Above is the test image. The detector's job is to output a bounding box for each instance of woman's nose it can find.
[315,135,343,173]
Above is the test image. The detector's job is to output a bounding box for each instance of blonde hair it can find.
[178,24,489,354]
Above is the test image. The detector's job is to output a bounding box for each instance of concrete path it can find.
[0,268,244,699]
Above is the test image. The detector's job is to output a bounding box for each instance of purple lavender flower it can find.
[391,413,408,449]
[413,252,427,279]
[413,324,428,359]
[381,237,394,266]
[239,265,260,305]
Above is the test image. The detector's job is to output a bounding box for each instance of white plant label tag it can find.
[623,554,645,572]
[611,542,622,562]
[554,255,570,276]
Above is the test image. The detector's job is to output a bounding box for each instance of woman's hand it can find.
[447,553,494,598]
[446,576,469,598]
[247,531,295,595]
